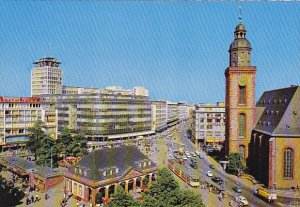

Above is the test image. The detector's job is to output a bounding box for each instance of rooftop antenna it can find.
[239,6,242,23]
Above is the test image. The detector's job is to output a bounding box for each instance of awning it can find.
[205,138,216,143]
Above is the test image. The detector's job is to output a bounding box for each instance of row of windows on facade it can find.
[56,102,151,107]
[199,131,224,137]
[57,127,152,135]
[2,104,42,109]
[199,123,225,130]
[200,118,224,123]
[3,117,41,122]
[259,99,289,105]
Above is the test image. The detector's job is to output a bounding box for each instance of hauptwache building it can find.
[64,146,158,206]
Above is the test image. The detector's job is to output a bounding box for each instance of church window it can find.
[238,114,245,138]
[239,145,245,160]
[283,148,293,179]
[239,86,246,104]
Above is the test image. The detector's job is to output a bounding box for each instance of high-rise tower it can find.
[31,57,63,96]
[225,21,256,162]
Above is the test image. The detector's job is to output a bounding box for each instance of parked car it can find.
[191,152,197,157]
[190,161,198,169]
[190,158,197,163]
[235,196,249,206]
[209,164,215,169]
[182,156,188,160]
[199,153,204,159]
[206,171,213,177]
[212,177,223,184]
[233,186,242,193]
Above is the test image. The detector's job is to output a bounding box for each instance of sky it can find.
[0,2,299,104]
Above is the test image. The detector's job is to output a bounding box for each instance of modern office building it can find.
[31,57,63,96]
[192,102,225,146]
[151,100,167,132]
[250,86,300,189]
[42,87,153,141]
[0,96,57,154]
[224,21,257,161]
[167,102,179,128]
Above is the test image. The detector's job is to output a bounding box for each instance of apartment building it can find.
[31,57,63,96]
[151,100,167,132]
[0,96,57,154]
[192,102,225,146]
[178,102,193,123]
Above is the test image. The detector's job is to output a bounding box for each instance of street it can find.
[157,121,291,207]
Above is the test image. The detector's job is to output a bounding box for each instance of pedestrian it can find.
[45,193,48,200]
[31,195,34,203]
[35,194,39,202]
[26,197,30,205]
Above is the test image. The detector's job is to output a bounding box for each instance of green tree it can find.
[142,168,180,207]
[105,186,140,207]
[227,152,245,175]
[174,189,204,207]
[35,135,58,167]
[143,168,205,207]
[56,129,87,158]
[27,121,48,159]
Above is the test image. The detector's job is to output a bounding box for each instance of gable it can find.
[121,168,143,180]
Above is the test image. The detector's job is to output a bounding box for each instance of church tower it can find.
[225,18,256,162]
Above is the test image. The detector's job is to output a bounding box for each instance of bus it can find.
[254,188,277,203]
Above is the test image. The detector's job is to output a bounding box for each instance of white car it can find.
[206,171,213,177]
[235,196,249,206]
[185,151,190,155]
[186,154,191,158]
[182,156,188,160]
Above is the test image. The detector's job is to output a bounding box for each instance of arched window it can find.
[239,114,245,138]
[283,148,293,179]
[239,86,246,104]
[239,145,245,161]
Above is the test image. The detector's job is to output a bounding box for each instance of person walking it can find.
[31,195,34,203]
[35,194,39,202]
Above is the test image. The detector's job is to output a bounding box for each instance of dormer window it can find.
[84,170,88,176]
[116,168,119,174]
[110,169,113,175]
[79,168,82,174]
[103,171,107,177]
[74,167,78,173]
[148,161,151,166]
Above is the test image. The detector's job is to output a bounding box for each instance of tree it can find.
[105,186,140,207]
[56,128,88,158]
[27,121,48,159]
[142,168,180,207]
[35,135,58,167]
[227,152,245,175]
[143,168,205,207]
[174,189,204,207]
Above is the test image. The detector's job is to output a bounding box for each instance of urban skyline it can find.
[0,2,299,104]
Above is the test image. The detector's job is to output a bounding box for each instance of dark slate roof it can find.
[1,156,61,178]
[68,146,157,182]
[254,86,300,136]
